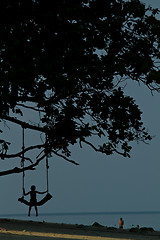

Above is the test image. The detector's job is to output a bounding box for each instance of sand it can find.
[0,219,159,240]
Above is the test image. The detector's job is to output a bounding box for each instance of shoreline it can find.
[0,218,159,239]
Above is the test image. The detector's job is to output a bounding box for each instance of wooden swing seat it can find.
[18,193,52,206]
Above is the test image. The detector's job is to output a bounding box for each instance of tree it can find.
[0,0,160,176]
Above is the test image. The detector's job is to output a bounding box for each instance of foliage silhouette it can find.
[0,0,160,175]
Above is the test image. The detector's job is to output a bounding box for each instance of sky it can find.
[0,0,160,220]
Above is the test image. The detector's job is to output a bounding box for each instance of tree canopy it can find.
[0,0,160,175]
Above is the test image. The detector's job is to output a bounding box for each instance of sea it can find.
[0,211,160,231]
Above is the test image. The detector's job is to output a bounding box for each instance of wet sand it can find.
[0,218,159,239]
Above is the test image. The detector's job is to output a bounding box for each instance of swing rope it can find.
[46,154,49,193]
[45,134,49,193]
[21,126,25,197]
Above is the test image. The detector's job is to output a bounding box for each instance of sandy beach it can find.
[0,219,159,240]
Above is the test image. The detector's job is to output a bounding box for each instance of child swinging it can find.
[23,185,47,216]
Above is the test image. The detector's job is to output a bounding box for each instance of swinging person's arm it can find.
[23,188,30,196]
[36,190,48,194]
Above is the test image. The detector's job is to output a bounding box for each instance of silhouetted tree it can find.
[0,0,160,175]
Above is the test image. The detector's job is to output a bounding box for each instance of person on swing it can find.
[23,185,47,216]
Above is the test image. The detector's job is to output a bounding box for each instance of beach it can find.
[0,219,159,240]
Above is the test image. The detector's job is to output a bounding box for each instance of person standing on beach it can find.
[119,217,124,229]
[23,185,47,216]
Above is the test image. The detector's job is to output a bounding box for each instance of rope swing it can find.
[18,126,52,207]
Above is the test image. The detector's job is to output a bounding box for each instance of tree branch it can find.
[82,139,101,152]
[82,139,126,157]
[0,115,47,133]
[16,103,45,113]
[0,144,45,160]
[52,150,79,165]
[0,152,47,176]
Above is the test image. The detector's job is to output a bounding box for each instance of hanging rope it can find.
[45,134,49,193]
[21,126,25,197]
[46,154,49,193]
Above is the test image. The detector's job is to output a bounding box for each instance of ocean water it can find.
[1,211,160,231]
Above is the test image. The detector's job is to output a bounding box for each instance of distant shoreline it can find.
[0,218,159,239]
[1,210,160,217]
[0,211,159,231]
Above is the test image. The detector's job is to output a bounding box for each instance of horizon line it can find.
[1,210,160,217]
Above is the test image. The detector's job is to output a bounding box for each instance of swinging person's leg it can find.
[35,205,38,216]
[28,206,31,216]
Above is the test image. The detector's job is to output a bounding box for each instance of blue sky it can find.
[0,0,160,220]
